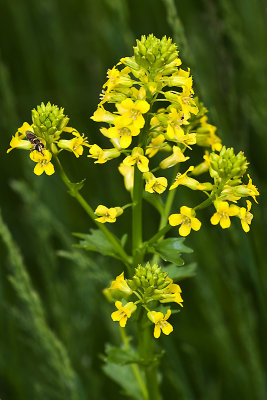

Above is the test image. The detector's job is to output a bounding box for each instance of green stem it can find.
[53,155,131,270]
[120,328,149,400]
[138,312,161,400]
[132,166,144,267]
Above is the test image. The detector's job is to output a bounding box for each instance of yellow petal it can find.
[191,217,201,231]
[162,322,173,336]
[44,162,55,175]
[154,325,161,339]
[33,164,44,176]
[220,216,231,229]
[179,223,191,236]
[210,213,220,225]
[169,214,183,226]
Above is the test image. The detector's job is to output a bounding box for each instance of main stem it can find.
[138,311,162,400]
[132,166,144,267]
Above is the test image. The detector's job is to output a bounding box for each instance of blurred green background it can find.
[0,0,266,399]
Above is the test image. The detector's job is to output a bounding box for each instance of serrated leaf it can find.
[161,262,197,281]
[143,192,164,214]
[73,229,120,259]
[149,237,193,266]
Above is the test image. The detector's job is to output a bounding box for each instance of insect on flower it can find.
[26,131,45,155]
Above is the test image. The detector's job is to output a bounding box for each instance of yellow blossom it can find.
[91,107,115,124]
[246,174,259,203]
[118,163,134,191]
[111,301,137,327]
[210,201,239,229]
[95,205,123,223]
[109,272,132,295]
[144,172,168,194]
[166,108,187,139]
[169,166,212,191]
[160,279,183,307]
[196,116,222,152]
[88,145,120,163]
[116,98,150,129]
[146,134,167,158]
[169,206,201,236]
[123,147,149,172]
[160,146,189,169]
[238,200,253,232]
[58,129,90,157]
[29,149,55,176]
[147,309,173,339]
[7,122,33,153]
[101,119,140,149]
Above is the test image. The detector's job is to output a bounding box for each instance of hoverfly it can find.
[26,131,45,155]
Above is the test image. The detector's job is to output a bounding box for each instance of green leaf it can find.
[143,192,164,214]
[162,262,197,281]
[68,179,86,197]
[103,344,145,400]
[73,229,120,260]
[120,233,128,248]
[149,237,193,265]
[104,343,142,365]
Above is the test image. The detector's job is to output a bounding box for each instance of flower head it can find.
[29,149,55,176]
[144,172,168,194]
[160,280,183,307]
[169,206,201,236]
[7,122,33,153]
[147,309,173,338]
[118,163,134,191]
[123,147,149,172]
[238,200,253,232]
[88,145,120,164]
[95,205,123,223]
[160,146,189,169]
[246,175,259,203]
[109,272,132,295]
[111,301,137,327]
[210,200,239,229]
[116,98,150,130]
[58,128,90,157]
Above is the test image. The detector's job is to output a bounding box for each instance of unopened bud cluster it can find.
[128,263,170,295]
[32,102,69,140]
[210,146,248,181]
[106,263,183,338]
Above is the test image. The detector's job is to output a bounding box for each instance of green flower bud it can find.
[32,102,69,141]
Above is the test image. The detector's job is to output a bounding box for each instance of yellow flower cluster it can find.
[105,263,183,339]
[7,36,259,234]
[89,35,258,235]
[7,104,89,176]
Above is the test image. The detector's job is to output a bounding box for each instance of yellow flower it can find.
[123,147,149,173]
[95,205,123,223]
[109,272,132,295]
[238,200,253,232]
[247,174,259,203]
[116,98,150,130]
[7,122,33,153]
[118,163,134,191]
[169,166,212,191]
[90,107,115,123]
[101,119,140,149]
[58,129,90,157]
[111,301,137,327]
[210,200,239,229]
[147,309,173,339]
[160,280,183,307]
[196,117,222,152]
[145,134,167,158]
[159,146,189,169]
[169,206,201,236]
[144,172,168,194]
[88,145,120,164]
[29,149,55,176]
[166,108,187,140]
